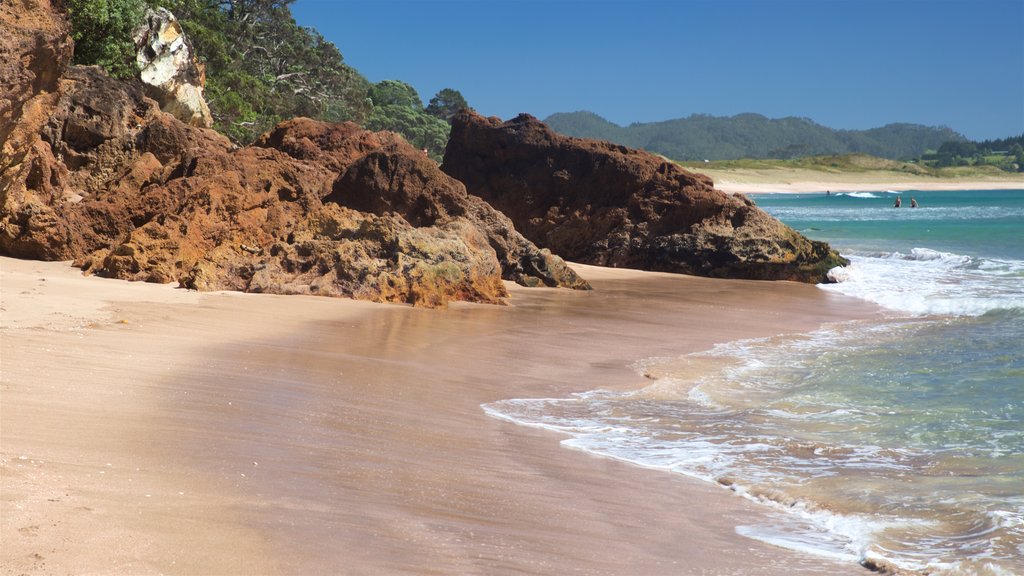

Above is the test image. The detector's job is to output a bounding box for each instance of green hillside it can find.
[544,111,966,162]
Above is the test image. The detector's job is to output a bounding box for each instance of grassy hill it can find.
[545,111,966,162]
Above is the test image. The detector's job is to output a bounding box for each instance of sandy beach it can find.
[703,170,1023,194]
[2,257,882,575]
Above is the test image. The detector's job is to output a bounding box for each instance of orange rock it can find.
[0,0,586,307]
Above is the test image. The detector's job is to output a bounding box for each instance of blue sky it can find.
[291,0,1024,141]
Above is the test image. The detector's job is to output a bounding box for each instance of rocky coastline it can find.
[2,0,845,307]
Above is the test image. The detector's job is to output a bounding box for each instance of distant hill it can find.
[543,111,967,161]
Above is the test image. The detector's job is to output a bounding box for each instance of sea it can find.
[484,189,1024,575]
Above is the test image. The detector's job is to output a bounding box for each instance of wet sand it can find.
[2,257,881,574]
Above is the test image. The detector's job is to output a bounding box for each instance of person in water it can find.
[911,198,918,208]
[894,196,902,208]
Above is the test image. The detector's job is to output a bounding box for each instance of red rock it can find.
[442,111,848,282]
[0,1,587,307]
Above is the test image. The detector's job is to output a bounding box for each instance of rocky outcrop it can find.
[442,111,848,282]
[0,0,78,259]
[133,7,213,127]
[326,142,589,289]
[0,0,72,144]
[0,2,586,307]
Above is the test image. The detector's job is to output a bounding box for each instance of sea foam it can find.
[821,248,1024,316]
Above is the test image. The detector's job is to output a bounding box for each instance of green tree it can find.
[365,81,449,158]
[938,140,977,158]
[62,0,464,152]
[369,80,423,109]
[65,0,146,79]
[425,88,469,123]
[154,0,372,142]
[1010,143,1024,171]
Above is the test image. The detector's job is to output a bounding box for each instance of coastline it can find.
[704,172,1023,194]
[2,257,881,574]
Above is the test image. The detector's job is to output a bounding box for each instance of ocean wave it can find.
[838,192,881,199]
[734,511,902,568]
[767,205,1024,222]
[482,313,1024,574]
[821,248,1024,316]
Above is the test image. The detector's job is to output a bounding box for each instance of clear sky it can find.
[291,0,1024,141]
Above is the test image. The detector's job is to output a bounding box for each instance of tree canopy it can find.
[426,88,469,123]
[154,0,373,142]
[65,0,145,79]
[62,0,468,155]
[366,82,449,158]
[369,80,423,109]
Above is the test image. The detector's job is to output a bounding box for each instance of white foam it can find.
[735,521,864,564]
[767,204,1024,222]
[820,249,1024,316]
[686,383,719,408]
[737,508,939,574]
[839,192,880,199]
[481,312,1024,574]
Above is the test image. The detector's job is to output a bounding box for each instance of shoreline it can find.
[707,175,1023,194]
[2,257,881,574]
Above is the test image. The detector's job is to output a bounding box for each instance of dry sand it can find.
[2,257,881,575]
[701,169,1024,194]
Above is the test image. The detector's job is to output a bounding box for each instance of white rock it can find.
[133,8,213,128]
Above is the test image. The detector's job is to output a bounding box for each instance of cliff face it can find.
[0,2,587,307]
[442,111,847,282]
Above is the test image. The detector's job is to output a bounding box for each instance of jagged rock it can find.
[133,7,213,128]
[254,118,405,176]
[0,0,586,307]
[442,111,848,283]
[0,0,72,145]
[0,0,76,259]
[1,61,225,261]
[326,141,590,290]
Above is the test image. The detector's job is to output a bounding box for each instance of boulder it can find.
[133,7,213,127]
[326,141,589,290]
[442,111,848,282]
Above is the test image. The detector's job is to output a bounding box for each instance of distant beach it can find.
[1,257,876,575]
[703,169,1023,194]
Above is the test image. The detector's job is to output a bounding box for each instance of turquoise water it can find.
[486,189,1024,574]
[758,189,1024,260]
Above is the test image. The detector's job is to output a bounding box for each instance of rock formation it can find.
[133,7,213,127]
[442,111,848,282]
[0,1,587,307]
